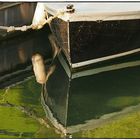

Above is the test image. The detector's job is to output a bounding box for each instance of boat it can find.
[0,3,36,40]
[38,2,140,69]
[41,47,140,135]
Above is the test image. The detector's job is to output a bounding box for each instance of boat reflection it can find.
[42,48,140,134]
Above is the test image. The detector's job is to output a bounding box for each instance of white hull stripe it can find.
[72,60,140,79]
[58,51,140,79]
[72,48,140,68]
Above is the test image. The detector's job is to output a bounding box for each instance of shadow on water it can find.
[0,25,52,88]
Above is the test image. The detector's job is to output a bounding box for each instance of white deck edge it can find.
[68,11,140,22]
[43,3,140,22]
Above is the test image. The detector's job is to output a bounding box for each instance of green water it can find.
[68,65,140,126]
[0,78,60,138]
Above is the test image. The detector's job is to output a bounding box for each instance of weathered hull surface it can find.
[0,3,36,40]
[45,3,140,68]
[50,18,140,68]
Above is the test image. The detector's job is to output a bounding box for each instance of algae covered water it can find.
[0,78,60,138]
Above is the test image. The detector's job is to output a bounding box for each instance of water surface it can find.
[0,26,61,138]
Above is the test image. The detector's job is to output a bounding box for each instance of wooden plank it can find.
[0,3,36,40]
[0,3,36,26]
[0,3,20,10]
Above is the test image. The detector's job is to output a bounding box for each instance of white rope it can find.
[0,25,32,32]
[0,10,65,32]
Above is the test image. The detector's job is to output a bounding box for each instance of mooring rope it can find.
[0,10,65,32]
